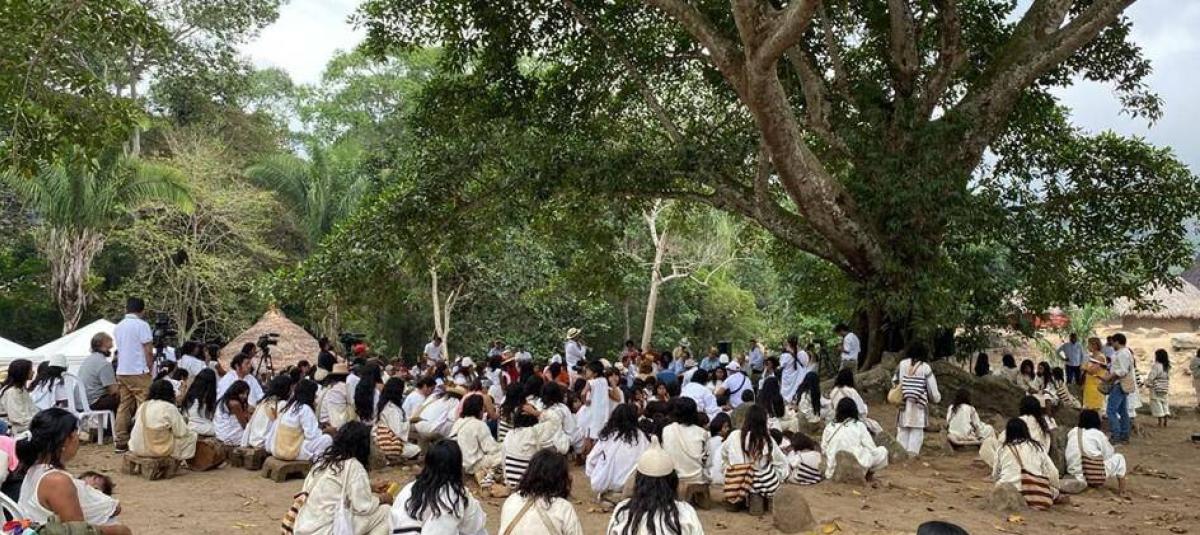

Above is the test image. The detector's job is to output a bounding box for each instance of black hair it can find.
[29,362,66,393]
[916,521,970,535]
[690,368,709,385]
[974,352,990,377]
[541,381,564,406]
[460,395,485,419]
[740,404,772,459]
[1051,367,1065,382]
[523,374,544,400]
[265,374,295,403]
[1036,362,1054,385]
[909,343,929,363]
[284,379,319,414]
[1018,359,1035,379]
[180,341,198,357]
[230,353,250,372]
[668,396,699,426]
[378,377,406,417]
[1078,409,1102,430]
[415,376,436,389]
[834,324,848,333]
[614,471,682,535]
[949,389,971,414]
[741,389,755,403]
[17,408,78,470]
[1003,417,1038,448]
[789,431,818,452]
[1,359,33,398]
[1018,395,1051,438]
[1155,349,1171,371]
[798,371,821,415]
[219,380,250,413]
[586,360,604,376]
[1112,333,1126,346]
[516,449,571,502]
[499,383,525,423]
[169,368,189,382]
[834,368,855,389]
[126,297,145,313]
[405,439,469,519]
[315,421,372,475]
[834,397,860,423]
[154,360,177,382]
[79,471,114,496]
[758,377,785,418]
[1002,353,1016,368]
[182,368,218,418]
[354,364,383,422]
[147,379,176,403]
[599,403,645,445]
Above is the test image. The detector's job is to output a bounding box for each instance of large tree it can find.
[355,0,1200,366]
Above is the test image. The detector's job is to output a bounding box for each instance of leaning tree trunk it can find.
[43,228,105,334]
[860,303,886,370]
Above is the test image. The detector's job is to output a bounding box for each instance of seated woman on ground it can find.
[588,403,651,507]
[827,368,881,435]
[498,450,584,535]
[721,404,788,515]
[606,442,704,535]
[374,377,420,464]
[706,413,731,486]
[1064,409,1127,496]
[129,379,198,462]
[992,418,1066,509]
[389,440,487,535]
[16,408,130,534]
[266,379,333,461]
[242,374,293,449]
[980,395,1054,470]
[503,402,568,489]
[449,395,506,498]
[945,389,995,447]
[214,380,252,446]
[181,368,219,437]
[821,398,888,480]
[783,431,823,485]
[293,422,392,535]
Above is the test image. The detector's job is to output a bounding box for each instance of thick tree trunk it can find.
[44,228,105,334]
[861,302,885,370]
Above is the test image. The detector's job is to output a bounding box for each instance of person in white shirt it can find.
[715,360,753,409]
[1064,409,1127,496]
[835,324,860,371]
[606,440,704,535]
[390,440,488,535]
[113,297,154,453]
[892,346,941,455]
[403,377,435,420]
[293,421,392,535]
[515,345,533,363]
[1105,333,1134,443]
[945,389,995,447]
[424,334,444,365]
[660,398,710,504]
[498,450,584,535]
[679,369,719,420]
[586,403,651,504]
[242,374,293,449]
[411,388,463,441]
[992,418,1065,509]
[175,341,207,380]
[266,380,333,461]
[216,353,264,407]
[747,339,765,376]
[449,396,507,498]
[779,337,805,402]
[564,328,586,376]
[821,398,888,479]
[783,431,823,485]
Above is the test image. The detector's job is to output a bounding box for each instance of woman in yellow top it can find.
[1081,338,1108,411]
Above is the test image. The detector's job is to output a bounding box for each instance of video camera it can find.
[152,312,178,365]
[339,332,365,356]
[255,332,280,375]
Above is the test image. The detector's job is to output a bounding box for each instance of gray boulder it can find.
[986,483,1027,513]
[771,486,816,533]
[877,430,910,463]
[830,450,868,485]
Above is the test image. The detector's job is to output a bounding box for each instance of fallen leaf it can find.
[1007,514,1025,524]
[850,490,862,496]
[820,522,841,534]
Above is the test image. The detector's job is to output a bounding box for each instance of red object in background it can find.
[352,342,369,355]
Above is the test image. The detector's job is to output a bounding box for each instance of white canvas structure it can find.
[0,337,31,361]
[23,319,117,372]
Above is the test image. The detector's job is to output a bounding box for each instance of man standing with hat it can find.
[565,328,586,377]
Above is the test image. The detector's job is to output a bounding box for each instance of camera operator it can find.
[113,297,153,454]
[216,348,264,406]
[317,337,336,373]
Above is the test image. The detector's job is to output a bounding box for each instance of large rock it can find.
[877,430,910,464]
[986,483,1027,513]
[1172,333,1200,351]
[830,450,868,485]
[772,486,816,533]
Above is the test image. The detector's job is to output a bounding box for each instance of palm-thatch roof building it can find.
[221,307,319,372]
[1113,277,1200,332]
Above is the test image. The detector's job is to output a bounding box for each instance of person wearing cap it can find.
[452,357,477,386]
[715,360,753,409]
[606,437,704,535]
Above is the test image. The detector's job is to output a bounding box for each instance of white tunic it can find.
[413,396,459,439]
[779,352,804,402]
[820,420,888,478]
[241,399,283,448]
[389,482,487,535]
[586,432,650,493]
[706,436,725,484]
[606,499,704,535]
[661,423,709,484]
[214,404,245,445]
[450,417,500,473]
[585,378,613,439]
[185,401,216,436]
[498,494,584,535]
[266,404,333,461]
[505,421,570,488]
[216,372,264,406]
[317,382,353,429]
[1064,427,1127,481]
[679,382,719,419]
[541,402,584,450]
[992,441,1059,491]
[946,404,994,445]
[720,429,789,482]
[294,459,390,535]
[893,359,940,428]
[402,391,427,420]
[827,386,868,418]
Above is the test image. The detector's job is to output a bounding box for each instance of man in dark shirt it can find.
[317,336,337,372]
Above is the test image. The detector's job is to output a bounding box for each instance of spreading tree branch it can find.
[917,0,965,119]
[885,0,920,98]
[644,0,745,88]
[755,0,821,68]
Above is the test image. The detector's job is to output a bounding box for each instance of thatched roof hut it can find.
[1113,278,1200,332]
[221,308,319,371]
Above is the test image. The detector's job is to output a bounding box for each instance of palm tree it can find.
[244,141,370,248]
[2,147,193,333]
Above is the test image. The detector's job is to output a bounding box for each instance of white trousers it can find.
[896,427,924,455]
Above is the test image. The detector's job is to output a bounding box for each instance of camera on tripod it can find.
[339,332,365,356]
[257,332,280,351]
[152,312,177,365]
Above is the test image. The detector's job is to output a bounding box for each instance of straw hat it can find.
[314,368,329,382]
[678,338,690,348]
[329,363,350,376]
[445,385,468,397]
[566,328,582,340]
[636,437,675,477]
[458,357,475,368]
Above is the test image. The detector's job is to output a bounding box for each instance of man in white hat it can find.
[716,360,753,408]
[564,328,585,376]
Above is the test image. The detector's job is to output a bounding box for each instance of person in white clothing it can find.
[498,450,584,535]
[411,388,463,442]
[827,368,880,434]
[835,324,860,370]
[782,431,823,485]
[1146,350,1171,426]
[181,368,219,437]
[242,374,293,448]
[706,413,731,486]
[266,380,333,461]
[30,355,88,412]
[980,396,1055,470]
[114,297,154,454]
[586,404,651,504]
[892,346,941,455]
[318,364,354,429]
[0,360,37,435]
[565,328,586,375]
[424,334,445,365]
[721,404,788,514]
[402,377,435,420]
[213,380,251,446]
[660,398,710,507]
[502,407,568,489]
[537,383,584,452]
[992,418,1066,509]
[216,353,264,406]
[821,398,887,479]
[778,337,805,403]
[679,369,719,420]
[449,396,507,498]
[373,378,421,464]
[176,341,207,380]
[1063,409,1127,495]
[293,422,392,535]
[583,361,620,447]
[606,440,704,535]
[945,389,995,447]
[389,440,488,535]
[715,360,753,409]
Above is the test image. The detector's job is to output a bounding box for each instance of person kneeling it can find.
[1064,409,1127,496]
[130,380,197,462]
[293,422,392,535]
[992,418,1067,510]
[945,389,995,448]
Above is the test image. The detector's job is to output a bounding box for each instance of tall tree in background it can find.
[358,0,1200,367]
[2,148,193,333]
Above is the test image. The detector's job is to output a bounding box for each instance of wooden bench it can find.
[229,447,269,470]
[121,454,180,481]
[260,456,311,483]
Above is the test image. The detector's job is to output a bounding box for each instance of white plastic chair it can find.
[0,491,26,521]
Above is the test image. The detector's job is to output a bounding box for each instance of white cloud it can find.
[240,0,364,85]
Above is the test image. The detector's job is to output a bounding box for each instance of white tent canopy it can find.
[23,319,117,372]
[0,336,31,361]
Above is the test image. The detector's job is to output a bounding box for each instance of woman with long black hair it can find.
[499,450,583,535]
[389,439,487,534]
[214,380,251,446]
[992,418,1065,509]
[266,379,332,461]
[795,371,827,424]
[450,395,506,498]
[720,404,787,515]
[587,403,650,505]
[981,395,1054,470]
[16,408,129,534]
[353,363,384,425]
[293,422,392,535]
[130,380,198,461]
[820,398,887,479]
[606,441,703,535]
[181,368,219,437]
[661,397,710,506]
[242,374,293,449]
[375,377,420,463]
[779,336,805,403]
[0,359,37,435]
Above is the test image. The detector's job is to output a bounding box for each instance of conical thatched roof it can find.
[221,308,319,371]
[1113,278,1200,319]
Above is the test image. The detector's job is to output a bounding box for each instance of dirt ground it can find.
[70,403,1200,535]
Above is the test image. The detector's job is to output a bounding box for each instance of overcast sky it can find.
[241,0,1199,172]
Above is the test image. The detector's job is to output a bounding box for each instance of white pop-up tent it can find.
[27,319,117,372]
[0,336,32,362]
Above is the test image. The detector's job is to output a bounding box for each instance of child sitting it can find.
[783,431,823,485]
[945,389,995,447]
[706,413,731,485]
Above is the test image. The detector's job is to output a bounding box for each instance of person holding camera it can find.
[113,297,153,454]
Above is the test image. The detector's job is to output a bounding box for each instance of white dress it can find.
[820,420,887,478]
[1064,427,1127,482]
[19,464,119,526]
[498,494,584,535]
[660,423,709,485]
[586,432,650,494]
[389,482,487,535]
[266,404,333,461]
[185,401,216,437]
[317,382,353,429]
[503,421,569,488]
[706,436,725,485]
[980,415,1052,469]
[946,404,995,446]
[413,396,459,440]
[241,399,283,448]
[294,459,390,535]
[779,352,804,402]
[214,404,245,446]
[541,402,584,451]
[680,382,719,419]
[606,499,704,535]
[585,378,614,439]
[893,359,941,455]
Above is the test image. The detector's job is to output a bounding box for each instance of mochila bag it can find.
[280,492,309,534]
[1009,446,1054,510]
[1078,429,1108,488]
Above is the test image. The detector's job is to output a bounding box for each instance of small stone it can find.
[831,451,869,485]
[986,483,1027,513]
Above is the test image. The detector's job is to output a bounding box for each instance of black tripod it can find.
[254,346,275,376]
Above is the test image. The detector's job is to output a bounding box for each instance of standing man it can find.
[748,338,765,381]
[78,332,118,412]
[565,328,586,375]
[835,324,860,371]
[1057,333,1085,385]
[114,297,153,454]
[515,345,532,363]
[1105,333,1135,444]
[424,334,444,366]
[317,337,337,373]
